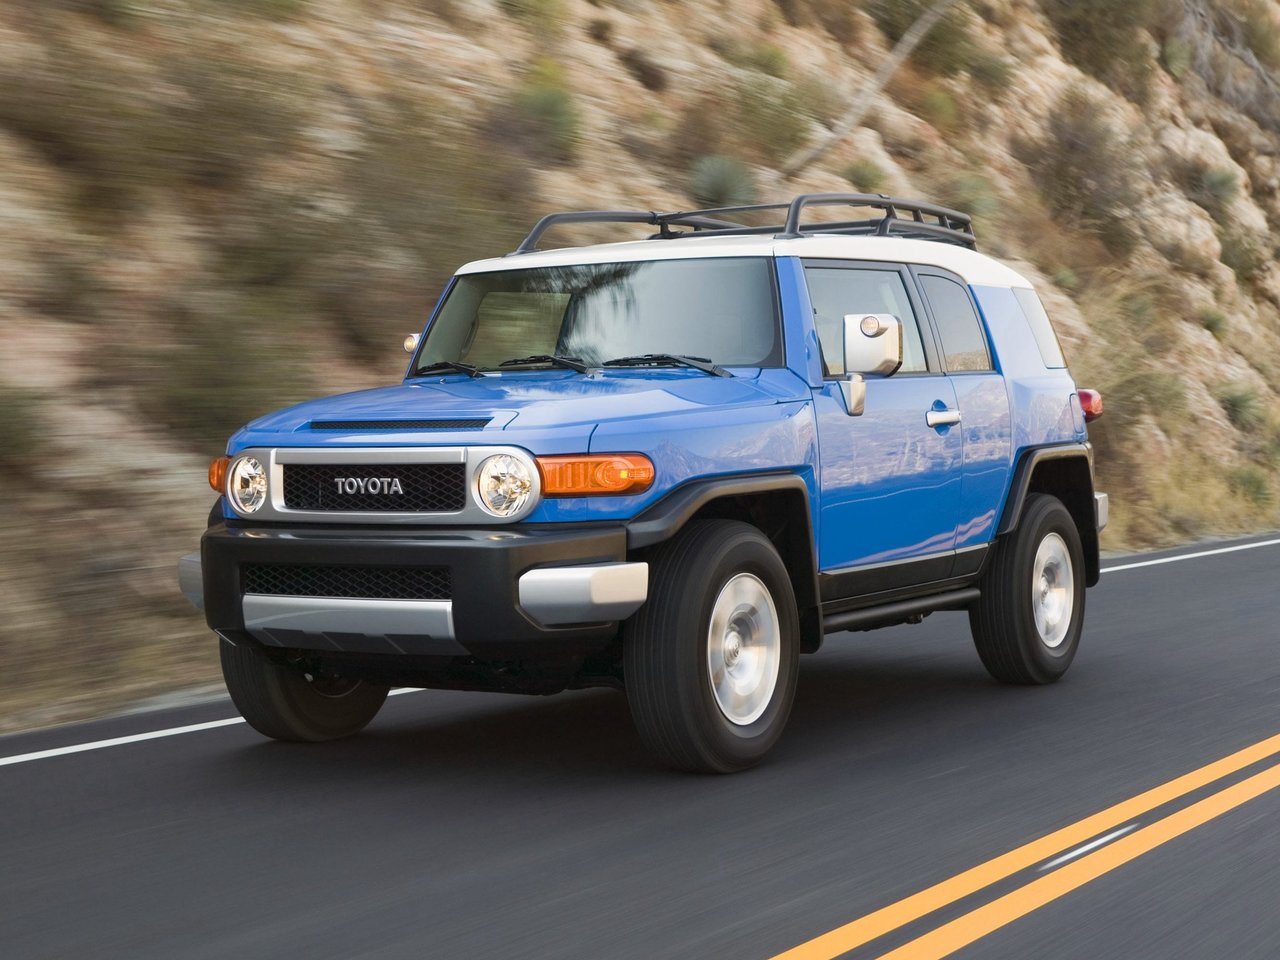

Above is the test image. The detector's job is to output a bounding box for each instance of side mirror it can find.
[403,333,421,354]
[838,313,903,416]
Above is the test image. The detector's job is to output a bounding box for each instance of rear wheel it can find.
[220,639,389,741]
[624,520,800,773]
[970,493,1085,684]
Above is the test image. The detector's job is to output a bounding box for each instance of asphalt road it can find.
[3,533,1280,960]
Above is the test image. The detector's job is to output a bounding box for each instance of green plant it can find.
[969,53,1014,91]
[1198,309,1228,339]
[844,158,887,193]
[1219,384,1264,432]
[199,0,310,18]
[938,173,998,219]
[499,62,581,164]
[1161,37,1192,78]
[731,77,813,165]
[690,155,758,208]
[1229,465,1272,505]
[1053,267,1080,291]
[618,48,668,91]
[746,43,790,78]
[1198,167,1240,209]
[867,0,979,75]
[918,86,959,132]
[1228,0,1280,71]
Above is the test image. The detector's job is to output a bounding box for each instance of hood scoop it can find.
[309,418,491,431]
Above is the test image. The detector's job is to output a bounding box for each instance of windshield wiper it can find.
[416,360,482,378]
[498,354,592,374]
[602,354,732,378]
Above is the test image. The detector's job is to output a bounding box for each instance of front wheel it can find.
[220,639,389,742]
[970,493,1086,684]
[624,520,800,773]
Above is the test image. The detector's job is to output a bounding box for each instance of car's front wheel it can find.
[220,639,389,741]
[970,493,1085,684]
[624,520,800,773]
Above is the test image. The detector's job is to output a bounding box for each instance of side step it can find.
[822,588,980,635]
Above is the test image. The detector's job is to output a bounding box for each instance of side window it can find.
[919,275,992,372]
[804,267,929,375]
[1012,287,1068,368]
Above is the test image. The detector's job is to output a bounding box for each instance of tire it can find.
[970,493,1086,684]
[220,638,389,742]
[624,519,800,773]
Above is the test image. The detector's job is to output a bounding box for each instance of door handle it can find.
[926,408,962,428]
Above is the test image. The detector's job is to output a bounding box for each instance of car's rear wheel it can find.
[220,638,389,741]
[624,520,799,773]
[970,493,1085,684]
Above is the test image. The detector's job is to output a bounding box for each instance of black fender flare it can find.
[998,442,1101,586]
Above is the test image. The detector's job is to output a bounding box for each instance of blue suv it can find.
[181,194,1107,773]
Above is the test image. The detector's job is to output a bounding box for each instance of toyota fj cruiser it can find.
[180,193,1107,773]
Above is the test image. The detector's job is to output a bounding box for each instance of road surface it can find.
[3,534,1279,959]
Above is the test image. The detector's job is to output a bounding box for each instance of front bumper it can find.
[191,521,647,659]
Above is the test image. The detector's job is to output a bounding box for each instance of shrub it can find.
[587,17,612,44]
[1053,267,1080,291]
[918,86,959,132]
[867,0,979,75]
[1200,168,1240,205]
[1198,309,1228,338]
[969,53,1015,91]
[938,173,998,219]
[1228,0,1280,72]
[771,0,859,44]
[1229,466,1272,505]
[1161,37,1192,78]
[498,62,581,164]
[1218,228,1266,282]
[844,158,887,193]
[618,48,668,91]
[1019,88,1143,256]
[0,386,44,469]
[690,155,758,208]
[197,0,310,18]
[1219,384,1264,432]
[746,43,790,78]
[1040,0,1173,102]
[499,0,562,29]
[731,77,813,165]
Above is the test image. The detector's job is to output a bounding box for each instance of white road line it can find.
[0,688,423,769]
[1102,537,1280,574]
[1038,823,1139,871]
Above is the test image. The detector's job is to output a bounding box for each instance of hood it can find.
[232,369,801,447]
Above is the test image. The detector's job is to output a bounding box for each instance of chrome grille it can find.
[282,463,467,513]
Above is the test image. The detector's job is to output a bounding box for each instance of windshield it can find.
[415,257,781,372]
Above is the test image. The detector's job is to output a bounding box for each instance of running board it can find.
[822,588,981,634]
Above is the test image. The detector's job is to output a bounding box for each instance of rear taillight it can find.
[1078,389,1103,422]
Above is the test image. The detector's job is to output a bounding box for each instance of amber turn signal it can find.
[1078,388,1103,423]
[208,456,231,493]
[536,454,655,496]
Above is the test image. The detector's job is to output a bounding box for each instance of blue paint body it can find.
[227,261,1087,573]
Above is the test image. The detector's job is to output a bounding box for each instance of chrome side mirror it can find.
[839,313,903,416]
[403,333,421,354]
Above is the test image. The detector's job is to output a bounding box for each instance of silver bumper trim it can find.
[1095,492,1109,531]
[242,595,461,652]
[179,553,204,610]
[518,562,649,626]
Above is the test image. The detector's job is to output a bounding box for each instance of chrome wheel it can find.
[1032,532,1074,649]
[706,573,781,726]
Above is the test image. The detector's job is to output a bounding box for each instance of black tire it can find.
[220,639,389,742]
[624,520,800,773]
[970,493,1086,684]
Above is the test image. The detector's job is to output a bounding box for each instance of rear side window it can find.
[804,266,929,375]
[1012,287,1068,369]
[919,275,992,372]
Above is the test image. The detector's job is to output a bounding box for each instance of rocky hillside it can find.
[2,0,1278,728]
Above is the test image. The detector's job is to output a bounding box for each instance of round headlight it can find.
[474,454,535,517]
[228,456,268,514]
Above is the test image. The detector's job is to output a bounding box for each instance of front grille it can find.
[283,463,467,513]
[309,419,491,431]
[242,564,452,600]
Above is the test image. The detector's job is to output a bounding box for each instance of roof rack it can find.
[509,193,976,255]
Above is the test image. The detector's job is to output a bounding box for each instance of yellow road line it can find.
[877,761,1280,959]
[769,731,1280,960]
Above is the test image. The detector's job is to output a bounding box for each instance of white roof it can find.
[457,233,1033,289]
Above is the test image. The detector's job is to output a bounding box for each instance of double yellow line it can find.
[771,732,1280,960]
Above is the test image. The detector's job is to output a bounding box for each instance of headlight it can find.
[474,454,535,517]
[228,456,268,514]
